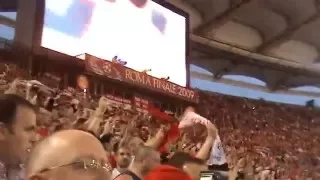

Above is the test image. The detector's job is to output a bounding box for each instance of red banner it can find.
[105,94,131,105]
[85,54,198,102]
[133,96,150,110]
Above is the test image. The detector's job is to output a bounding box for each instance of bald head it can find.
[26,130,108,178]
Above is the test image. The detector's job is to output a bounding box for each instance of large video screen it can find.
[41,0,187,86]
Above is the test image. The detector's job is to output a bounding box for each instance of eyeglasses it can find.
[39,157,113,174]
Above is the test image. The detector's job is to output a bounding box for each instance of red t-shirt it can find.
[109,154,116,168]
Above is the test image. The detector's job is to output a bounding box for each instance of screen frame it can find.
[33,0,190,87]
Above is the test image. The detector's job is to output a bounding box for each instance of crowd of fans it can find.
[0,63,319,180]
[199,93,320,179]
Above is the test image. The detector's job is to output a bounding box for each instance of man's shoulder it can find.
[111,168,120,179]
[113,174,133,180]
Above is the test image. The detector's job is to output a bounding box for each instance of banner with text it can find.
[105,94,132,110]
[133,95,150,113]
[85,54,198,103]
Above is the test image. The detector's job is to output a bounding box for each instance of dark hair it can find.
[0,94,36,126]
[113,141,120,153]
[112,140,130,153]
[45,98,55,111]
[54,124,64,132]
[166,152,204,169]
[86,130,97,137]
[74,118,87,127]
[160,153,169,164]
[99,133,113,144]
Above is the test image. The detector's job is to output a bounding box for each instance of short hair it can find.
[113,141,130,153]
[166,152,204,169]
[99,133,113,144]
[54,124,64,132]
[0,94,36,126]
[160,153,169,164]
[113,141,120,153]
[134,145,157,162]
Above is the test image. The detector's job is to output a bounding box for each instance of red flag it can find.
[149,108,180,153]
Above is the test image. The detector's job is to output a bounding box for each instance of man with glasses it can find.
[26,130,112,180]
[0,94,37,180]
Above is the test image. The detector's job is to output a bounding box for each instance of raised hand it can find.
[102,121,112,135]
[4,78,19,94]
[206,121,218,139]
[229,157,246,180]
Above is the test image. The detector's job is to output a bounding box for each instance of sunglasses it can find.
[39,157,113,174]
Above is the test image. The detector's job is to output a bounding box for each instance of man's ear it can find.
[28,174,47,180]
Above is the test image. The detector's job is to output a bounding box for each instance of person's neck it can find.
[128,164,143,179]
[116,165,127,173]
[0,143,9,165]
[0,142,20,169]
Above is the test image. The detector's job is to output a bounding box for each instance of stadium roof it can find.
[0,0,17,12]
[168,0,320,91]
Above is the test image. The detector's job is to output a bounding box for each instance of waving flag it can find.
[149,107,180,153]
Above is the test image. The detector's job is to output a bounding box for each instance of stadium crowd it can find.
[0,63,319,180]
[199,92,320,179]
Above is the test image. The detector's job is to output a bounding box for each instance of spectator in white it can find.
[0,94,37,180]
[111,142,132,179]
[26,130,112,180]
[114,145,160,180]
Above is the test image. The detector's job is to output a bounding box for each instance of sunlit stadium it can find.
[1,1,320,179]
[2,0,320,107]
